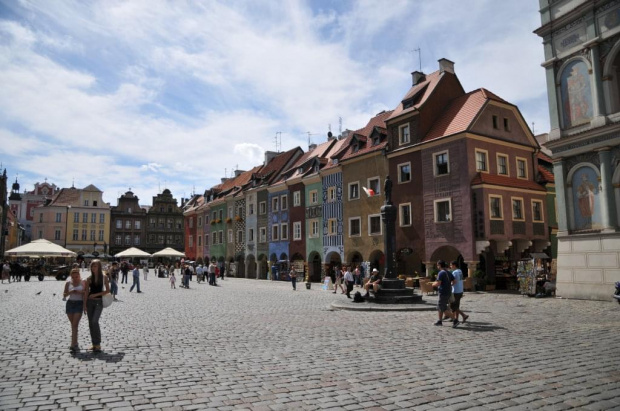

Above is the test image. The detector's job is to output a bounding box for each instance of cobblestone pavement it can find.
[1,276,619,411]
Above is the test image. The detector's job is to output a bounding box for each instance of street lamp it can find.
[93,242,99,257]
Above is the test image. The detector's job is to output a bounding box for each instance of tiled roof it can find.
[48,187,80,207]
[339,110,393,162]
[278,139,337,183]
[254,147,302,185]
[322,136,352,171]
[424,88,506,142]
[388,71,442,121]
[471,172,546,192]
[537,165,555,183]
[537,151,553,164]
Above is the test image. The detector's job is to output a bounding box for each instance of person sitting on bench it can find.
[363,268,382,297]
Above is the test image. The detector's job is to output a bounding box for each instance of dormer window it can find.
[372,136,379,146]
[352,144,359,153]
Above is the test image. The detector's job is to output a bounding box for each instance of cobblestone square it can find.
[1,277,619,410]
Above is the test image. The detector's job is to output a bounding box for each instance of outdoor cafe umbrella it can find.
[114,247,152,258]
[151,247,185,258]
[4,239,77,257]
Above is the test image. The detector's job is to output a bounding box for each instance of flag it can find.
[363,187,375,197]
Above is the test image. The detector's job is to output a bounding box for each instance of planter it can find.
[485,284,496,291]
[305,282,311,290]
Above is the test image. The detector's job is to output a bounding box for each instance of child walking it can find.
[169,272,176,289]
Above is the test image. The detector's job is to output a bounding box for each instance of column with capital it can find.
[598,149,617,232]
[553,159,569,235]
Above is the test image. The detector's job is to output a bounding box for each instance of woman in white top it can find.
[63,268,85,352]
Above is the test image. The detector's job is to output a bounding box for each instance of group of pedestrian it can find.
[432,260,469,328]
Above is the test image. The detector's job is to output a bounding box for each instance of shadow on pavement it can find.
[72,351,126,363]
[456,321,506,332]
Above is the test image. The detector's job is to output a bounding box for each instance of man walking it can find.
[120,261,129,284]
[208,261,217,286]
[431,260,456,327]
[343,266,354,298]
[130,264,141,293]
[289,267,297,291]
[450,261,469,324]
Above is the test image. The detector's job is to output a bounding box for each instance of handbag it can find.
[102,293,114,308]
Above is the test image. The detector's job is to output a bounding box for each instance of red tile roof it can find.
[388,71,443,121]
[49,187,81,207]
[471,172,546,192]
[424,88,507,142]
[537,151,553,164]
[537,165,555,183]
[339,110,393,162]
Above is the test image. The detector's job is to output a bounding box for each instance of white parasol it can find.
[4,239,77,257]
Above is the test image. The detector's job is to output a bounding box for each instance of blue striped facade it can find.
[322,172,343,262]
[268,189,289,261]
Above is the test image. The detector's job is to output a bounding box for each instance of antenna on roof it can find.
[413,47,421,71]
[532,122,536,134]
[275,132,282,152]
[339,117,342,136]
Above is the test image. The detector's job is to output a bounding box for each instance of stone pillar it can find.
[598,149,617,231]
[381,203,397,279]
[553,159,569,234]
[465,261,478,277]
[425,262,434,277]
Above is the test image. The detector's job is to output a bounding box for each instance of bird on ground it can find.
[53,293,56,297]
[35,291,42,295]
[4,290,7,293]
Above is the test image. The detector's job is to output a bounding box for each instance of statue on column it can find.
[384,175,393,205]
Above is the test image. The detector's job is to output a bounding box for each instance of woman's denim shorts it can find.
[66,300,83,314]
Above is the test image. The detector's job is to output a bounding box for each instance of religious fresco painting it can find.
[561,60,593,128]
[571,166,601,231]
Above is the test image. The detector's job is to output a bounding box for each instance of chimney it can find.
[327,131,335,141]
[264,151,278,166]
[438,58,455,74]
[221,178,229,184]
[308,143,317,151]
[234,170,245,177]
[411,71,425,85]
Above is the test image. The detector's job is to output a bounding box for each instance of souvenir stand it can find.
[517,253,551,296]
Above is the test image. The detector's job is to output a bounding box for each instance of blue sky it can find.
[0,0,547,206]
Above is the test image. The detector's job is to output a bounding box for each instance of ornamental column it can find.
[553,159,569,234]
[598,148,617,231]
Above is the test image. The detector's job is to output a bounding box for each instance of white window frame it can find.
[399,123,410,145]
[189,235,193,248]
[228,206,233,219]
[116,220,122,229]
[293,221,301,240]
[516,157,528,179]
[511,197,525,221]
[272,197,279,212]
[197,216,202,227]
[310,190,318,205]
[228,229,233,243]
[248,228,254,242]
[237,230,243,243]
[489,195,503,220]
[497,153,509,176]
[280,223,288,240]
[348,181,360,201]
[309,219,319,238]
[249,203,255,215]
[327,218,337,235]
[349,217,361,237]
[198,235,202,247]
[434,198,452,223]
[219,230,223,244]
[367,177,380,196]
[293,191,301,207]
[259,201,266,215]
[327,187,336,203]
[271,224,279,241]
[259,227,267,243]
[399,203,412,226]
[368,214,382,236]
[281,195,288,210]
[398,162,411,183]
[532,200,544,223]
[434,150,450,176]
[475,149,489,173]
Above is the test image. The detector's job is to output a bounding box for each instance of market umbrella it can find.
[82,253,95,258]
[4,239,77,257]
[114,247,152,258]
[151,247,185,258]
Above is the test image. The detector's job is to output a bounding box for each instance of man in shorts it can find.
[449,261,469,324]
[431,260,457,327]
[363,268,382,298]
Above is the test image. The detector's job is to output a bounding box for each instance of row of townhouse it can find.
[183,59,557,287]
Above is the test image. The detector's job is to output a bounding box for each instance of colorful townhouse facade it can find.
[109,190,147,257]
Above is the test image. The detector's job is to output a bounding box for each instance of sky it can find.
[0,0,548,206]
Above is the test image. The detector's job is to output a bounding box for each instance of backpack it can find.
[353,291,365,303]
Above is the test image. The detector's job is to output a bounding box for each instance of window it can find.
[272,197,279,212]
[309,219,319,238]
[512,198,524,220]
[327,218,337,235]
[271,224,279,241]
[82,213,88,223]
[399,204,412,226]
[237,230,243,243]
[532,200,543,222]
[348,182,359,200]
[82,229,87,240]
[38,230,43,239]
[125,220,131,229]
[475,150,488,172]
[293,191,301,206]
[90,230,95,241]
[198,217,202,227]
[39,213,43,223]
[249,203,255,215]
[134,235,140,245]
[489,196,503,219]
[492,115,499,129]
[259,202,266,215]
[91,213,96,223]
[135,220,141,230]
[198,236,202,247]
[434,199,452,222]
[399,123,410,145]
[212,211,217,221]
[228,207,233,219]
[248,228,254,242]
[189,236,193,248]
[55,213,62,223]
[218,210,223,221]
[310,190,318,205]
[125,234,131,245]
[368,177,380,195]
[115,235,121,245]
[293,222,301,240]
[100,214,105,224]
[368,215,381,235]
[503,117,510,131]
[205,234,209,245]
[327,187,336,203]
[228,229,233,243]
[166,218,172,229]
[212,233,217,245]
[237,206,243,217]
[398,162,411,183]
[128,207,132,214]
[280,223,288,240]
[54,229,61,240]
[497,154,508,176]
[73,229,78,241]
[259,227,267,243]
[281,195,288,210]
[84,200,89,206]
[349,217,361,237]
[189,217,193,228]
[218,231,223,244]
[116,220,122,229]
[516,158,527,179]
[74,213,79,223]
[98,230,104,241]
[434,151,449,176]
